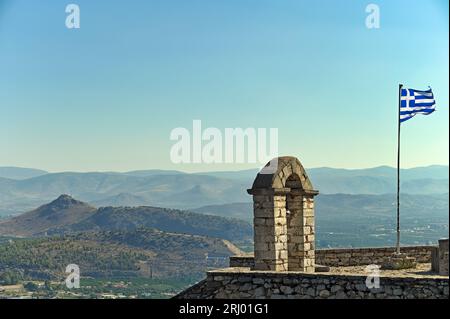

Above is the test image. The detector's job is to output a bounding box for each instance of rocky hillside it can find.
[46,205,252,243]
[0,195,96,237]
[0,196,249,283]
[0,195,253,244]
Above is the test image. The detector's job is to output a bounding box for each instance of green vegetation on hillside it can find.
[0,228,239,283]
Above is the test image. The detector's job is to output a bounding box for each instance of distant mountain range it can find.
[193,193,449,248]
[0,165,448,217]
[0,170,248,216]
[0,167,48,180]
[193,193,449,222]
[1,165,447,181]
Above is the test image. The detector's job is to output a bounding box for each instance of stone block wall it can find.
[252,193,316,272]
[230,245,434,268]
[315,245,433,266]
[286,195,315,272]
[230,255,254,268]
[439,239,449,276]
[253,194,288,272]
[175,270,449,299]
[432,239,449,276]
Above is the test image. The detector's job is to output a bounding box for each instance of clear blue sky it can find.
[0,0,448,172]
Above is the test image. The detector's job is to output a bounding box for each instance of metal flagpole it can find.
[396,84,403,255]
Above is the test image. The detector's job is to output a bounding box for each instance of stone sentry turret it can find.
[247,156,319,272]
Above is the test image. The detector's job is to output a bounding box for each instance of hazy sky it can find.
[0,0,448,172]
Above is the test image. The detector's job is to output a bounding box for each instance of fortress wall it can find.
[230,255,255,268]
[175,270,449,299]
[315,245,433,266]
[230,245,434,268]
[432,239,449,276]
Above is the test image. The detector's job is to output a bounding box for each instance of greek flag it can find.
[400,87,436,123]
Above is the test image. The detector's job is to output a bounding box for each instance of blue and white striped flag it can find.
[400,87,436,123]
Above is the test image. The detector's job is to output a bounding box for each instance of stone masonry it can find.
[432,239,449,276]
[175,268,449,299]
[175,156,449,299]
[230,245,435,268]
[438,239,449,275]
[247,157,318,272]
